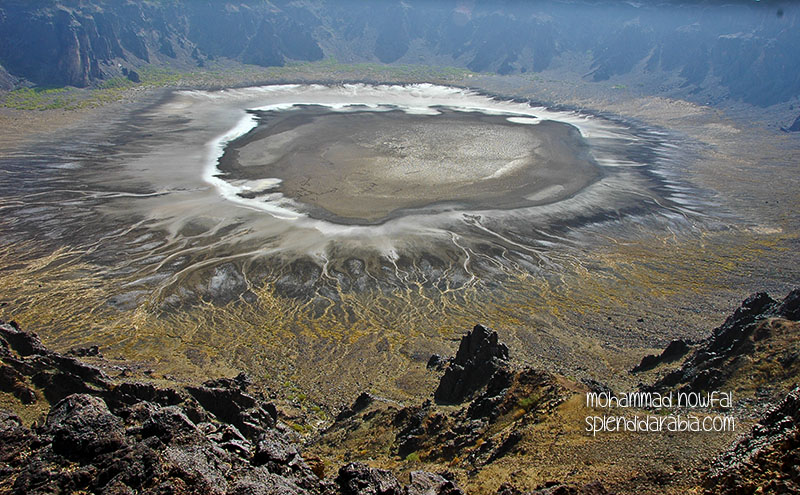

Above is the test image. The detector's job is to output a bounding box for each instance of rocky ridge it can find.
[629,289,800,494]
[638,289,800,397]
[312,325,595,494]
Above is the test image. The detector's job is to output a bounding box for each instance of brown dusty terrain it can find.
[2,289,798,494]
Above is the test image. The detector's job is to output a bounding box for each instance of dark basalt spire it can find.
[434,324,509,404]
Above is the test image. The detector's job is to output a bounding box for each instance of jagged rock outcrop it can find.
[323,326,564,469]
[1,391,331,494]
[631,338,691,373]
[334,463,465,495]
[0,320,112,404]
[645,289,799,393]
[335,391,376,421]
[702,386,800,494]
[186,373,278,440]
[0,320,463,494]
[426,354,447,371]
[0,363,35,404]
[434,324,509,404]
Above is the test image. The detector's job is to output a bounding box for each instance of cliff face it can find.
[0,0,324,88]
[0,1,798,107]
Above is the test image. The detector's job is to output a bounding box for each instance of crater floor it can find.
[0,80,796,414]
[220,107,599,223]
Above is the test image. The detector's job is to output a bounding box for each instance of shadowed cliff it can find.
[0,0,798,107]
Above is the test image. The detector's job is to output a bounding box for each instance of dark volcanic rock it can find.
[487,431,522,464]
[535,481,610,495]
[702,386,800,494]
[336,391,377,421]
[141,405,202,444]
[705,292,778,354]
[632,338,691,373]
[580,378,613,397]
[0,320,462,495]
[0,410,38,464]
[45,394,128,460]
[187,376,276,440]
[498,481,610,495]
[0,321,48,356]
[204,371,253,391]
[0,364,36,404]
[106,380,184,408]
[32,369,97,403]
[336,462,403,495]
[295,329,563,469]
[68,345,101,357]
[407,470,464,495]
[46,353,110,384]
[426,354,447,371]
[392,366,564,463]
[1,321,114,405]
[776,288,800,320]
[434,324,509,404]
[648,290,797,393]
[254,429,299,466]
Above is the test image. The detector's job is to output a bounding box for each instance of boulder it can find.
[426,354,447,371]
[498,481,610,495]
[141,405,202,444]
[776,288,800,320]
[253,429,299,466]
[45,394,127,460]
[336,392,376,421]
[68,345,101,357]
[336,462,403,495]
[0,322,48,356]
[187,378,276,440]
[407,471,464,495]
[106,381,184,409]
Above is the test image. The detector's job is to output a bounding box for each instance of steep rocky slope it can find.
[0,321,464,494]
[702,386,800,494]
[2,288,799,493]
[636,289,800,403]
